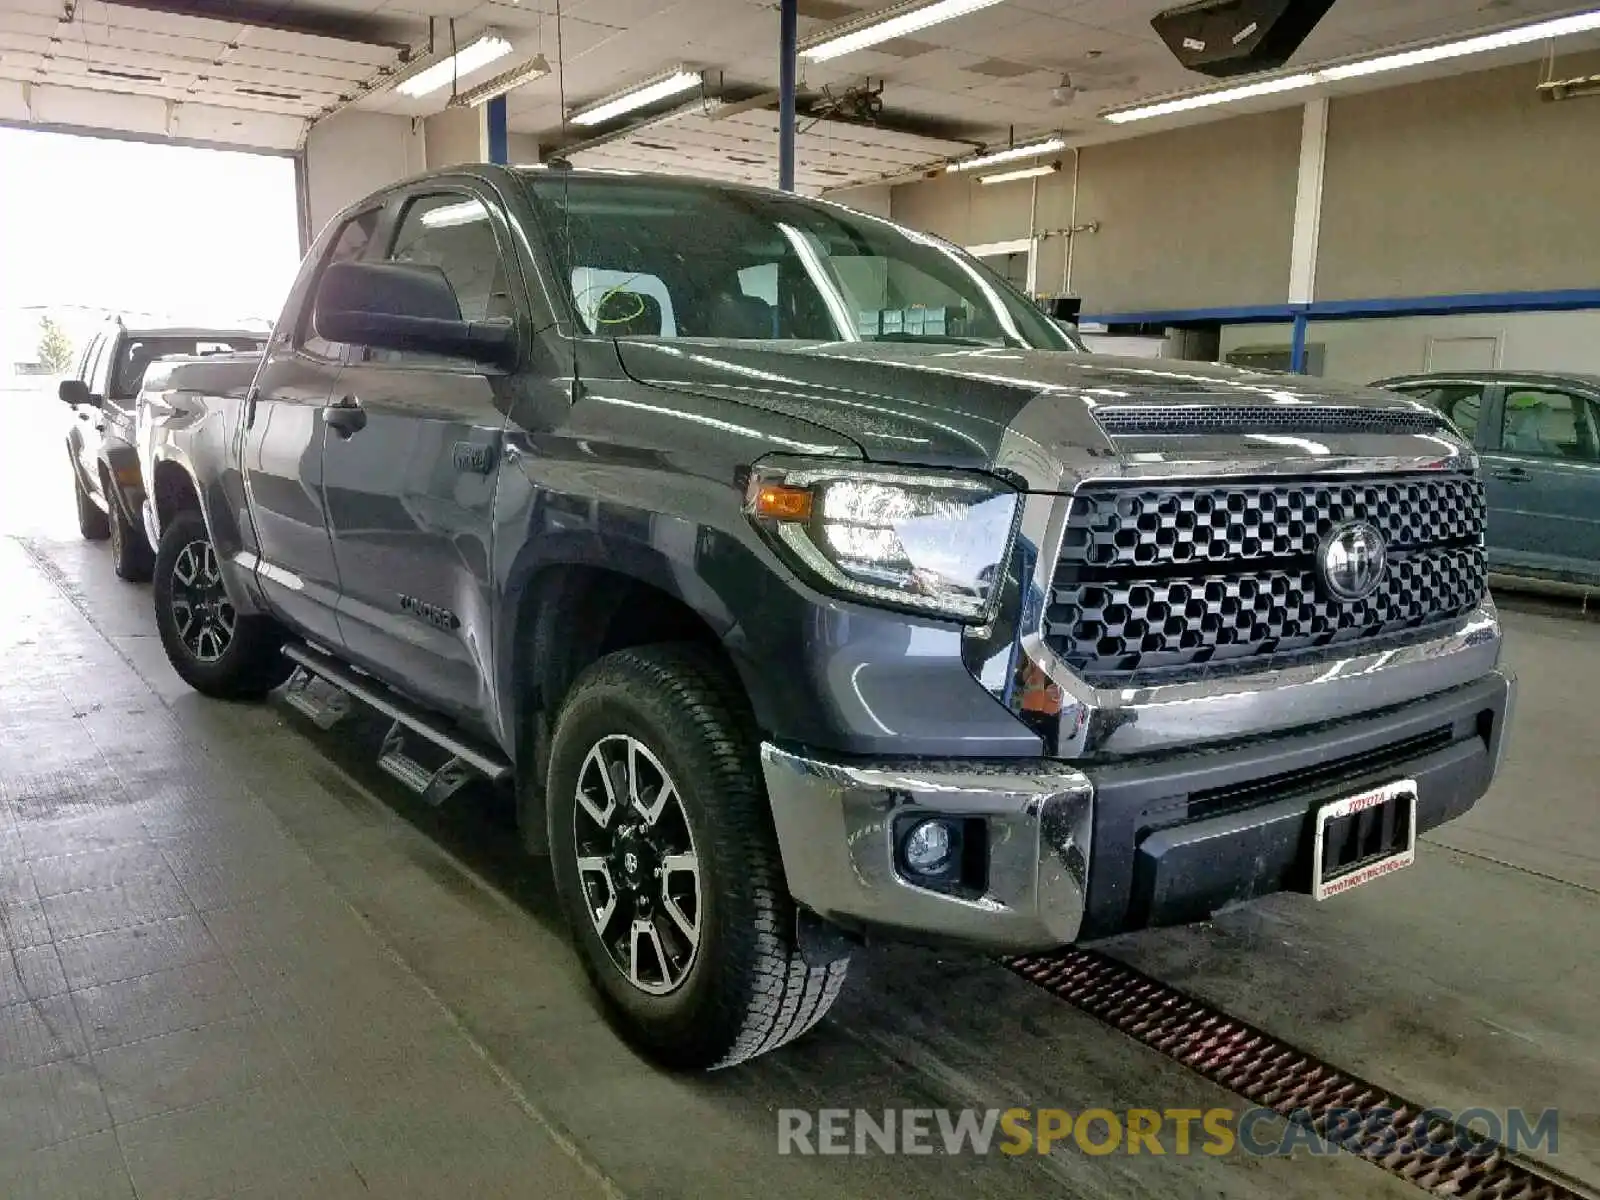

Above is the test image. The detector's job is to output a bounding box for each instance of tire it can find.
[153,509,292,699]
[74,468,109,541]
[546,644,849,1070]
[107,486,154,583]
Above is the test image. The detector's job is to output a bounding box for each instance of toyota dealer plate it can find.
[1312,780,1418,900]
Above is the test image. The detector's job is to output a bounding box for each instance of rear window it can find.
[111,336,266,400]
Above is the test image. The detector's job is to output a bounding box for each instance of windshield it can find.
[522,173,1077,352]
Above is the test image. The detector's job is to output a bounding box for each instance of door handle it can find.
[323,395,367,438]
[1490,465,1529,483]
[244,385,259,429]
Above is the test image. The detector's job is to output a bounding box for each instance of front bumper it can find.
[762,668,1514,952]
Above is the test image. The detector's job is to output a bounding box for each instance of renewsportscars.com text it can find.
[777,1106,1560,1158]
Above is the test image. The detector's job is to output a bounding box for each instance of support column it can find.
[778,0,797,191]
[301,109,426,246]
[486,96,508,164]
[1290,311,1309,374]
[1287,98,1328,373]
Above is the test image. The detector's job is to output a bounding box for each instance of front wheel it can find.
[546,645,849,1070]
[153,510,292,699]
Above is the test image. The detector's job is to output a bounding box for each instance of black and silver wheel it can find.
[547,644,849,1070]
[573,734,703,996]
[73,468,109,541]
[153,509,291,699]
[169,538,234,662]
[107,489,154,583]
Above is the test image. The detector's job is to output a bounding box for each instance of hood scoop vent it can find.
[1092,405,1448,438]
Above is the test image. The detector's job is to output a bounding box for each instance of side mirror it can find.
[313,260,516,369]
[58,379,97,408]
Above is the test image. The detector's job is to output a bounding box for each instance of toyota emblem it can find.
[1318,520,1388,602]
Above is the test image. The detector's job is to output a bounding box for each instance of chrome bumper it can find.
[760,745,1093,953]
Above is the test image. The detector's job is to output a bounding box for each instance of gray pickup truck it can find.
[62,318,266,580]
[136,164,1514,1069]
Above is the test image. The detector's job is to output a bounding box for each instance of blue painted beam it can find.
[486,95,508,165]
[1306,287,1600,319]
[1083,287,1600,328]
[1289,311,1309,373]
[1082,303,1297,326]
[778,0,797,191]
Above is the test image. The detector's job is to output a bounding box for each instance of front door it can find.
[1482,382,1600,583]
[320,188,519,731]
[238,208,381,647]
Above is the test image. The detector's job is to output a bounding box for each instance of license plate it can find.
[1311,780,1417,900]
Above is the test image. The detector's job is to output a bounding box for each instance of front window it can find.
[522,173,1076,351]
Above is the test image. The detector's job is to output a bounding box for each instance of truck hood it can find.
[614,339,1466,488]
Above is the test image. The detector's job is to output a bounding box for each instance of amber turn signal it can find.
[753,483,814,522]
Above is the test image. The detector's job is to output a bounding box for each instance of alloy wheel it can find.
[169,540,235,663]
[573,734,703,996]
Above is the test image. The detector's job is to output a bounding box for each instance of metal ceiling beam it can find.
[87,0,409,52]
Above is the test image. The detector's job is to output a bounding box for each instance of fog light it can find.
[903,818,954,876]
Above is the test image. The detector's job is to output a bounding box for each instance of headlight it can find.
[745,461,1021,622]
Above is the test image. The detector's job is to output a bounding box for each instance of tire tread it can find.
[552,644,848,1069]
[153,511,290,699]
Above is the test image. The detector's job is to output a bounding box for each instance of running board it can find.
[282,667,352,730]
[279,644,512,802]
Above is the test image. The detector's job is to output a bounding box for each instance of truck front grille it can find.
[1044,473,1487,683]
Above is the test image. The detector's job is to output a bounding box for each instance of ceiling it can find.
[0,0,410,149]
[562,103,975,190]
[1,0,1596,171]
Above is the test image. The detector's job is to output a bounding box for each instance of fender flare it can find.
[93,436,144,527]
[491,529,742,756]
[146,448,269,616]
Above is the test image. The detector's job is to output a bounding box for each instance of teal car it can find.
[1374,370,1600,587]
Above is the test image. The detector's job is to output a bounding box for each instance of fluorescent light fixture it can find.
[1104,73,1318,123]
[978,162,1060,185]
[1103,8,1600,124]
[1320,9,1600,79]
[570,68,702,127]
[801,0,1006,63]
[420,200,489,229]
[947,136,1066,172]
[449,54,551,107]
[396,32,513,98]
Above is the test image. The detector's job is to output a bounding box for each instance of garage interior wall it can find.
[423,107,483,169]
[888,108,1302,315]
[885,55,1600,352]
[302,108,424,246]
[1317,51,1600,301]
[1223,310,1600,384]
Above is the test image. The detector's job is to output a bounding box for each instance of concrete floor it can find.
[2,385,1596,1199]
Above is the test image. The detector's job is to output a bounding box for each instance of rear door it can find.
[239,206,381,647]
[319,184,520,730]
[1481,381,1600,583]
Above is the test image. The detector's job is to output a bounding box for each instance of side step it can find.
[280,643,512,806]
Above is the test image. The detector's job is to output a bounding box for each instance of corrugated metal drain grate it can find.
[1007,949,1593,1199]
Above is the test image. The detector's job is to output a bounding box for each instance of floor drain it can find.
[1007,948,1593,1199]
